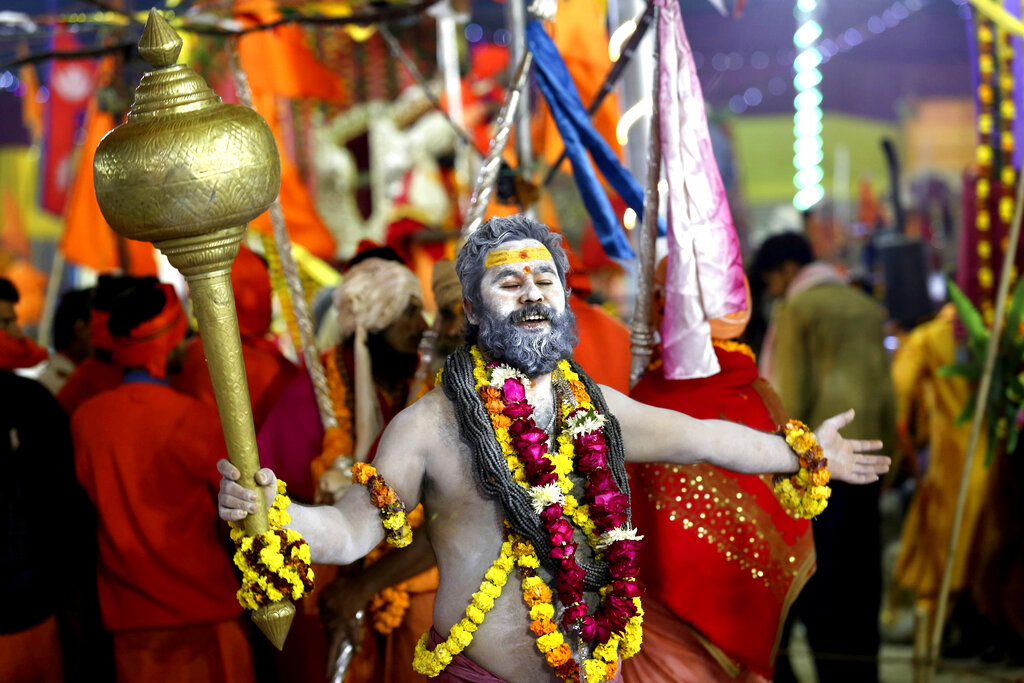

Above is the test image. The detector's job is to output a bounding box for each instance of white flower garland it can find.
[595,526,645,551]
[528,483,566,514]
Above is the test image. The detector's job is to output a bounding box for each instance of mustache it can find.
[508,304,555,324]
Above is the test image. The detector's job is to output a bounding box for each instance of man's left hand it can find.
[815,409,890,484]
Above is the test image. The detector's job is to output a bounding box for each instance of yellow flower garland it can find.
[711,339,756,363]
[412,539,516,677]
[772,420,831,519]
[229,479,315,611]
[471,347,604,549]
[467,348,643,682]
[352,463,412,548]
[511,533,644,683]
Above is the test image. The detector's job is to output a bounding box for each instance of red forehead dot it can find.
[523,266,531,273]
[520,250,528,258]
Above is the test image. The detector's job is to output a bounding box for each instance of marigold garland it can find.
[464,346,644,682]
[711,339,756,363]
[311,345,356,487]
[365,505,427,634]
[229,479,315,611]
[772,419,831,519]
[352,462,412,548]
[412,538,516,677]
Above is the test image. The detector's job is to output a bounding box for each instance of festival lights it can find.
[792,0,824,211]
[608,19,637,62]
[616,98,651,146]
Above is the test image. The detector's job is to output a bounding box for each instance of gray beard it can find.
[476,303,578,377]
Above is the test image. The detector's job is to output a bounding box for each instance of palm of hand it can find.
[813,410,890,484]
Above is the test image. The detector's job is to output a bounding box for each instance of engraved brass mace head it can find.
[93,9,280,246]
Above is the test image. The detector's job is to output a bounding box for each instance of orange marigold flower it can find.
[481,386,501,400]
[531,620,558,636]
[524,583,552,606]
[547,644,572,667]
[793,434,816,454]
[371,485,397,507]
[569,381,588,404]
[493,415,512,429]
[352,463,377,485]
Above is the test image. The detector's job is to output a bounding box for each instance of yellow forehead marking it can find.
[484,246,552,268]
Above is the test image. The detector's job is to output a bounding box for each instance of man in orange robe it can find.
[622,263,815,682]
[175,245,298,431]
[56,275,137,415]
[72,280,255,683]
[564,248,631,394]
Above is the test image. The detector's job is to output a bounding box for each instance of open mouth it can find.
[514,312,550,329]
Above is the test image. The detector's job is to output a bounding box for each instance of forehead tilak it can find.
[484,245,552,269]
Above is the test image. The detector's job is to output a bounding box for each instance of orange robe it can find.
[72,382,254,683]
[570,295,631,394]
[0,615,63,683]
[174,335,298,432]
[56,356,122,415]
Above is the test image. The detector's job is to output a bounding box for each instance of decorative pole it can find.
[925,134,1024,683]
[628,3,661,390]
[507,0,534,218]
[461,51,533,237]
[93,9,296,649]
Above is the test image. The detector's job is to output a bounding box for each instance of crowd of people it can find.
[0,215,1019,683]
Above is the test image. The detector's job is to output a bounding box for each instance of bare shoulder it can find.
[379,386,461,454]
[596,383,639,418]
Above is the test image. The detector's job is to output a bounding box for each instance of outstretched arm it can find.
[602,387,890,484]
[218,402,430,565]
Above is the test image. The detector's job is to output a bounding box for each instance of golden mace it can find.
[93,9,294,649]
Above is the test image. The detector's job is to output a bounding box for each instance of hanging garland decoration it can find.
[310,345,356,488]
[976,17,997,320]
[413,537,517,676]
[996,17,1019,297]
[430,346,643,682]
[260,232,304,354]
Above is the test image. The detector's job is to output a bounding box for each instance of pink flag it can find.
[657,0,747,379]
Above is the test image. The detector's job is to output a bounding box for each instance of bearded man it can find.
[219,215,889,683]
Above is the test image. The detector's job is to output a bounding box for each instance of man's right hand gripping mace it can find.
[93,9,303,649]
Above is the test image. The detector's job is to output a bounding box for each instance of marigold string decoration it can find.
[772,419,831,519]
[352,462,412,547]
[230,479,315,610]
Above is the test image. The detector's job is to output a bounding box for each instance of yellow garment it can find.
[892,304,990,601]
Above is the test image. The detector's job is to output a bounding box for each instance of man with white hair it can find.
[220,215,890,683]
[257,255,427,505]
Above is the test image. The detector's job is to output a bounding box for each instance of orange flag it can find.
[246,92,337,259]
[237,23,348,104]
[535,0,623,166]
[60,101,157,275]
[234,0,341,259]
